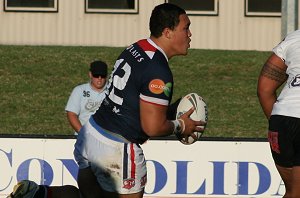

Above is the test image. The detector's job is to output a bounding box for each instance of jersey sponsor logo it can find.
[164,82,172,97]
[123,178,135,189]
[149,79,172,96]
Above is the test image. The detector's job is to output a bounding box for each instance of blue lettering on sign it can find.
[0,149,13,191]
[144,160,167,194]
[174,161,192,194]
[0,148,284,196]
[273,180,285,196]
[235,161,271,195]
[57,159,79,181]
[173,160,206,195]
[211,161,227,195]
[17,158,54,185]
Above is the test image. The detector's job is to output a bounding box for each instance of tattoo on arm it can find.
[261,61,287,84]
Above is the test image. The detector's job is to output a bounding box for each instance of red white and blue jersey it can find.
[93,38,173,144]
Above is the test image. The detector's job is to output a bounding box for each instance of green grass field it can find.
[0,45,272,138]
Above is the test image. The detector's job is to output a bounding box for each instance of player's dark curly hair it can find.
[149,3,186,38]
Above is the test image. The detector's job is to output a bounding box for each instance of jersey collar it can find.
[147,38,168,62]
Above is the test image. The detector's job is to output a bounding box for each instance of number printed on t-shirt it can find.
[107,59,132,105]
[83,91,90,97]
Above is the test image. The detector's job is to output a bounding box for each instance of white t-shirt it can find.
[65,82,106,131]
[271,30,300,118]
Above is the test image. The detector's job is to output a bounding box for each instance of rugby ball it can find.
[176,93,208,145]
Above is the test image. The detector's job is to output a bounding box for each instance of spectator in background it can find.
[6,60,109,198]
[257,29,300,197]
[65,60,108,135]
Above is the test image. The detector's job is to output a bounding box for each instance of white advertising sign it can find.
[0,138,285,197]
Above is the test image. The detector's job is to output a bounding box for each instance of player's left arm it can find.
[166,97,181,120]
[257,53,287,119]
[140,100,204,137]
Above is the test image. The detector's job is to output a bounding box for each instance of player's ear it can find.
[88,71,93,78]
[162,27,172,39]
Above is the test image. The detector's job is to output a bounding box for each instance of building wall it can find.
[0,0,298,51]
[190,0,281,51]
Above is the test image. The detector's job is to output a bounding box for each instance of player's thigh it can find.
[268,115,298,167]
[290,166,300,196]
[119,190,144,198]
[77,167,142,198]
[77,167,104,198]
[276,165,292,188]
[50,185,80,198]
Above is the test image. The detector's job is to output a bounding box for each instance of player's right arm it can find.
[66,111,82,132]
[140,100,204,137]
[65,86,82,133]
[257,53,287,119]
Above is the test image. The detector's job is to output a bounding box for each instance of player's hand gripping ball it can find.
[176,93,208,145]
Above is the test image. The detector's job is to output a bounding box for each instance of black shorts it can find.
[268,115,300,167]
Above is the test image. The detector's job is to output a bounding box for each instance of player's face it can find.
[170,14,192,56]
[90,73,107,90]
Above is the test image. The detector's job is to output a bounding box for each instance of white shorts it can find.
[74,117,147,194]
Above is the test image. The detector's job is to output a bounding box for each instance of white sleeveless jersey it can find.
[271,30,300,118]
[65,82,106,126]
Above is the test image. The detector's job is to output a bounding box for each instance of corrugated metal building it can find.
[0,0,298,51]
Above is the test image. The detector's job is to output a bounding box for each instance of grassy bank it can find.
[0,45,271,138]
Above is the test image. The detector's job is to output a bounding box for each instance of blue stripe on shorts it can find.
[89,117,127,143]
